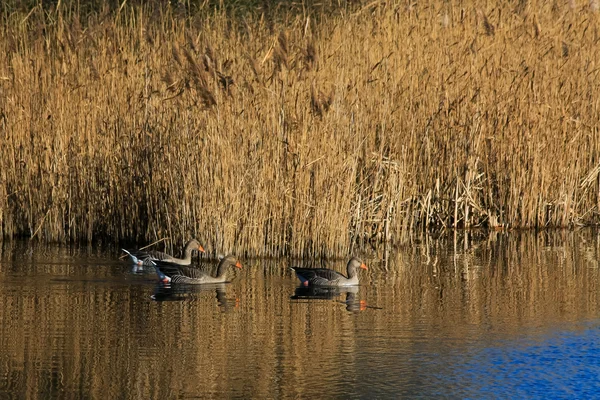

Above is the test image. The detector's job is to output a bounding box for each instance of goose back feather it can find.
[291,257,367,287]
[124,239,205,266]
[155,255,242,284]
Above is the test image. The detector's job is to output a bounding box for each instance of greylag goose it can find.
[290,257,368,287]
[123,239,205,266]
[154,254,242,284]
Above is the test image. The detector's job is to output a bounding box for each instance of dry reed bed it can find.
[0,2,599,256]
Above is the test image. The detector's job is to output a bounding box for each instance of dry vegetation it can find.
[0,1,599,256]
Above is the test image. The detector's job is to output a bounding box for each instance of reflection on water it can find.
[151,283,233,310]
[1,230,600,398]
[291,286,370,312]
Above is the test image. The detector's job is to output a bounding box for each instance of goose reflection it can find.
[291,285,368,312]
[151,283,232,309]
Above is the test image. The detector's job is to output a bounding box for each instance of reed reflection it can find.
[1,231,600,398]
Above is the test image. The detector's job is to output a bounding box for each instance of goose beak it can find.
[360,263,368,270]
[198,245,205,253]
[235,261,243,269]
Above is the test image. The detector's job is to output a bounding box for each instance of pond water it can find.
[1,230,600,398]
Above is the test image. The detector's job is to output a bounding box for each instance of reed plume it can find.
[0,2,599,256]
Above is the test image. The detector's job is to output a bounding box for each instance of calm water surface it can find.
[1,231,600,398]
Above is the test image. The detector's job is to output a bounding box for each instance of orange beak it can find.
[360,263,368,270]
[198,245,205,253]
[235,261,242,269]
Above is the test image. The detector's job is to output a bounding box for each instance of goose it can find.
[122,250,160,274]
[154,254,242,284]
[123,239,205,266]
[290,257,368,287]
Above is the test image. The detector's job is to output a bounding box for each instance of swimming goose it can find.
[154,254,242,284]
[123,239,205,266]
[122,249,158,273]
[290,257,368,287]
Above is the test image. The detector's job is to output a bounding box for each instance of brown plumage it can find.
[290,257,368,287]
[124,239,205,266]
[154,255,242,284]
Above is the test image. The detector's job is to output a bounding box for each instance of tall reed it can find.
[1,2,599,256]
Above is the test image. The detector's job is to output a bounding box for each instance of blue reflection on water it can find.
[457,323,600,399]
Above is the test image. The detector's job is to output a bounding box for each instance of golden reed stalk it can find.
[1,2,599,256]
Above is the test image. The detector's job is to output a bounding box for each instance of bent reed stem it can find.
[1,2,599,256]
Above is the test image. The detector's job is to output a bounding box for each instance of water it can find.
[1,230,600,398]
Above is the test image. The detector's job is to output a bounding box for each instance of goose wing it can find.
[127,247,186,264]
[125,248,167,262]
[144,249,173,261]
[156,264,210,279]
[291,267,345,285]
